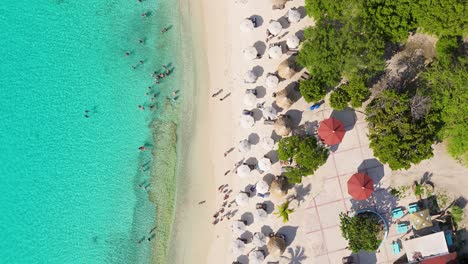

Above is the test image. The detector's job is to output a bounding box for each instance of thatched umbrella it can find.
[265,74,279,89]
[271,0,288,9]
[271,176,288,199]
[249,250,265,264]
[286,35,300,49]
[242,46,258,60]
[252,232,267,247]
[274,115,292,136]
[267,235,286,256]
[288,9,301,23]
[275,88,293,110]
[268,45,283,59]
[231,239,246,255]
[278,57,298,79]
[240,18,254,32]
[410,209,433,230]
[268,21,283,36]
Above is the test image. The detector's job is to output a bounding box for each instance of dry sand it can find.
[167,0,468,263]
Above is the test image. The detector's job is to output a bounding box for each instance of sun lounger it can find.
[392,208,404,219]
[397,223,408,234]
[391,241,401,254]
[264,120,275,125]
[408,203,419,213]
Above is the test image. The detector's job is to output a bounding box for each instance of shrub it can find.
[299,78,327,103]
[275,201,294,223]
[340,212,382,253]
[436,36,459,57]
[366,90,441,170]
[278,135,329,183]
[451,205,464,226]
[330,88,350,110]
[346,77,370,108]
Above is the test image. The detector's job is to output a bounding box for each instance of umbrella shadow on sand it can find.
[264,150,279,164]
[253,41,267,57]
[282,246,307,264]
[358,159,385,186]
[277,226,298,247]
[330,108,357,131]
[248,133,260,145]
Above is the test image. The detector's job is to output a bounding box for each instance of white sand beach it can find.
[168,0,468,263]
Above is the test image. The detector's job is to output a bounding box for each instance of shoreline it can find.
[151,0,216,262]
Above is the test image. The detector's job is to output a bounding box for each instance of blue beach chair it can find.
[408,203,419,213]
[391,241,401,254]
[392,208,404,219]
[396,223,408,234]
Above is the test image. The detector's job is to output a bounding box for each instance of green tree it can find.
[362,0,417,42]
[278,135,329,183]
[345,77,370,107]
[275,201,295,223]
[299,78,327,103]
[423,57,468,164]
[340,212,381,253]
[366,90,441,170]
[330,88,350,110]
[412,0,467,36]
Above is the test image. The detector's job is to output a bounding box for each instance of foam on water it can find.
[0,0,182,263]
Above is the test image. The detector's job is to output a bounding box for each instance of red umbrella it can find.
[347,173,374,200]
[318,118,345,145]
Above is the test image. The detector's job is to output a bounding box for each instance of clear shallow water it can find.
[0,0,180,263]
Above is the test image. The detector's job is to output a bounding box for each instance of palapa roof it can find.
[270,176,288,199]
[274,115,292,136]
[267,235,286,256]
[410,209,433,230]
[278,56,299,79]
[275,88,294,109]
[271,0,287,9]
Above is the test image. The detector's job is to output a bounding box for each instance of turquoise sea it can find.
[0,0,183,263]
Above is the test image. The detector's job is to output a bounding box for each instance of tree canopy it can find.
[340,212,382,253]
[277,135,328,183]
[300,0,467,168]
[366,90,441,170]
[423,56,468,164]
[329,88,350,110]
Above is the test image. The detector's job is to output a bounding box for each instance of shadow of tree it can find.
[277,226,299,247]
[294,184,312,206]
[281,246,307,264]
